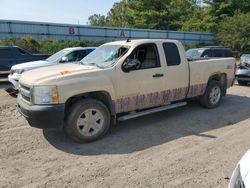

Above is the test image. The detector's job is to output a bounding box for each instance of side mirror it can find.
[122,59,141,72]
[60,56,69,63]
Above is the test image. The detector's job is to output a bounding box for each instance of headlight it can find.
[32,86,59,105]
[10,69,15,75]
[229,165,245,188]
[16,69,25,74]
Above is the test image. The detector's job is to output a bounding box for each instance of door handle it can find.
[153,73,164,78]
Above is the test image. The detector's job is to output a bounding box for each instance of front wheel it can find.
[64,99,111,143]
[200,80,222,109]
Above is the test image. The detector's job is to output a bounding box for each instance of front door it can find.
[115,43,165,113]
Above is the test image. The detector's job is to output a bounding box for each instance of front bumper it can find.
[17,95,65,129]
[8,73,20,90]
[236,68,250,82]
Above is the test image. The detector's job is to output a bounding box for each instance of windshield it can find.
[46,49,70,62]
[80,45,129,68]
[186,49,204,58]
[241,55,250,60]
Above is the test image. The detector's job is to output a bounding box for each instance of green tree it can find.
[181,6,217,32]
[0,37,104,54]
[202,0,250,32]
[0,36,40,53]
[88,0,199,30]
[107,1,131,27]
[218,12,250,52]
[88,14,108,26]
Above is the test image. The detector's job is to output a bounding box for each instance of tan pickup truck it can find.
[17,39,236,142]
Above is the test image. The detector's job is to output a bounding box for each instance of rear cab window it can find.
[163,42,181,66]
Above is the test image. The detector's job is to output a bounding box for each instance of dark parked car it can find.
[236,54,250,86]
[186,46,233,59]
[0,46,49,74]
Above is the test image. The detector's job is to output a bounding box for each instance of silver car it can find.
[229,150,250,188]
[236,54,250,86]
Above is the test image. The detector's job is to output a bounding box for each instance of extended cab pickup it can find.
[17,39,236,142]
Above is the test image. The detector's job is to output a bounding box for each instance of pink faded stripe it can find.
[115,83,207,113]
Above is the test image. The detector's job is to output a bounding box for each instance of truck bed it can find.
[188,57,235,94]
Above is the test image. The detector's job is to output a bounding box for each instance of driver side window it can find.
[66,50,86,62]
[124,44,160,71]
[66,51,76,62]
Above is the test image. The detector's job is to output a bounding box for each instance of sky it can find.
[0,0,119,25]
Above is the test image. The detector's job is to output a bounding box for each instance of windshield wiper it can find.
[81,62,101,68]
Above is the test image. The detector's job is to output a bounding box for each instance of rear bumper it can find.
[17,95,65,129]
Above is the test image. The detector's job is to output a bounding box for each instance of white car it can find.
[229,150,250,188]
[8,47,96,90]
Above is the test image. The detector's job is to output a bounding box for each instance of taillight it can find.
[234,63,237,76]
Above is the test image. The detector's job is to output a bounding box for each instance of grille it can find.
[237,75,250,79]
[19,83,31,103]
[245,63,250,68]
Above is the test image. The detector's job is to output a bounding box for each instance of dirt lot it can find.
[0,82,250,188]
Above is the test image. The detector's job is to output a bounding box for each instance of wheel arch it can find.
[208,73,227,95]
[65,91,116,116]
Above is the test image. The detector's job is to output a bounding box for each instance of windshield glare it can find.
[242,55,250,59]
[80,45,129,68]
[46,49,69,62]
[186,49,204,58]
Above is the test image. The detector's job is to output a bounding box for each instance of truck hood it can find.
[11,60,54,71]
[19,63,99,85]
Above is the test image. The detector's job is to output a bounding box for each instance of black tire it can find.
[200,80,222,109]
[237,80,248,86]
[5,88,18,98]
[64,99,111,143]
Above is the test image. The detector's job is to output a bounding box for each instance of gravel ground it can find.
[0,83,250,188]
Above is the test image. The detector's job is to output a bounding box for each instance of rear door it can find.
[162,42,189,102]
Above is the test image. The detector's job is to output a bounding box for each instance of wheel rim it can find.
[209,86,221,105]
[76,108,104,137]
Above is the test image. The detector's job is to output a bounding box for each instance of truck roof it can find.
[105,39,180,46]
[0,46,96,51]
[63,47,96,51]
[198,46,231,50]
[0,46,20,48]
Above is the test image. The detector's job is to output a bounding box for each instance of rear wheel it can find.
[200,80,222,108]
[64,99,111,143]
[237,80,248,86]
